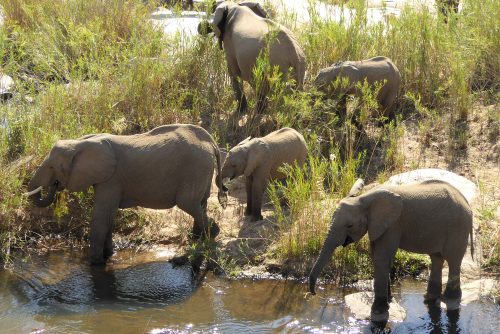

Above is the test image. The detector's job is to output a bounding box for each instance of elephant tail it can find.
[212,143,228,208]
[470,225,474,259]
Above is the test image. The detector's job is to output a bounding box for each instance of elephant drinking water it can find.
[308,179,473,323]
[26,124,228,265]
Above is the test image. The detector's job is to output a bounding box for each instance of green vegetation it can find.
[0,0,498,279]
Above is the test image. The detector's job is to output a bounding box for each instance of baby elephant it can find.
[221,128,308,221]
[309,179,473,323]
[26,124,228,265]
[314,56,401,123]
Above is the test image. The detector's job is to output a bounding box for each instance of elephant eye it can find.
[347,223,354,229]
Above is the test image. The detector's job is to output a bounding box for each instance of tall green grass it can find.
[0,0,498,273]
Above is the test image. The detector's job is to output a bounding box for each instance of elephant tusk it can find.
[23,186,43,196]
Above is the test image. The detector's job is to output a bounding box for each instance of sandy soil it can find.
[119,102,499,278]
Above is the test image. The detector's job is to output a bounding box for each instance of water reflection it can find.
[426,304,461,334]
[7,252,196,315]
[0,250,499,333]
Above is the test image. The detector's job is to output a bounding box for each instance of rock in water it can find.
[445,279,498,307]
[385,168,478,204]
[345,291,406,322]
[0,74,14,101]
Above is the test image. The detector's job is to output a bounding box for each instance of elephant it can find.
[221,127,307,221]
[314,56,401,126]
[26,124,228,265]
[437,0,459,22]
[199,1,306,115]
[308,179,473,323]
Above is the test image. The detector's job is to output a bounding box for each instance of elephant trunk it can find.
[308,224,343,294]
[212,143,228,208]
[29,183,58,208]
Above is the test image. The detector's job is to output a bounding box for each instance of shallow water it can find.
[150,0,438,37]
[1,250,499,333]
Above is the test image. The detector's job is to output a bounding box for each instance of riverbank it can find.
[0,0,498,287]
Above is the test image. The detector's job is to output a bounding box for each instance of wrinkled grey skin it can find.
[199,1,306,115]
[314,56,401,122]
[309,179,473,323]
[28,124,228,265]
[221,128,307,221]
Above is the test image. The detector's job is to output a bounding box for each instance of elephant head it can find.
[221,136,265,181]
[200,1,268,49]
[308,183,403,294]
[314,63,359,96]
[27,138,117,207]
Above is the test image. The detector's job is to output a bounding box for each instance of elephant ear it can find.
[239,1,268,18]
[360,189,403,242]
[212,3,229,49]
[243,139,266,177]
[66,139,117,192]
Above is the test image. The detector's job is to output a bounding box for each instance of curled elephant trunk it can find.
[308,226,344,294]
[28,183,58,208]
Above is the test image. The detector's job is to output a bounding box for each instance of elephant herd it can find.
[25,1,472,325]
[198,1,400,121]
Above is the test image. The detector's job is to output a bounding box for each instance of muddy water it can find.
[1,250,499,333]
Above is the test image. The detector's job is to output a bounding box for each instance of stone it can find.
[385,168,478,204]
[225,218,277,264]
[0,74,14,101]
[456,279,497,305]
[345,291,406,321]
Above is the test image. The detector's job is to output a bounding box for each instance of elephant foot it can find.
[424,280,442,304]
[191,225,203,240]
[423,293,442,305]
[441,296,461,311]
[205,220,220,239]
[236,97,248,115]
[251,213,264,222]
[170,255,190,267]
[90,254,106,266]
[103,248,114,260]
[370,297,390,323]
[244,206,252,216]
[442,287,462,310]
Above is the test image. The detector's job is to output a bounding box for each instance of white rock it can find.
[345,291,406,321]
[0,74,14,100]
[459,279,497,305]
[385,168,478,204]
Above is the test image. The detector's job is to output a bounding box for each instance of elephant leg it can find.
[443,256,462,307]
[424,253,444,304]
[337,95,349,124]
[250,174,267,221]
[90,185,120,265]
[381,95,397,124]
[103,226,114,260]
[231,76,247,114]
[178,195,219,240]
[371,239,399,323]
[245,175,253,216]
[201,187,220,239]
[255,77,269,115]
